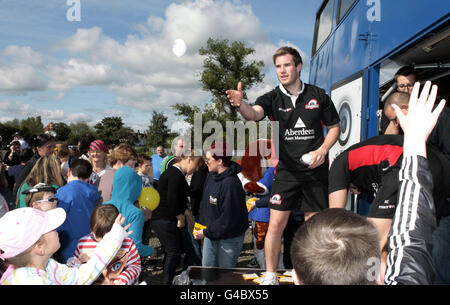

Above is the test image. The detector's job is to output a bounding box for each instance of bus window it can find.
[337,0,357,24]
[313,0,334,54]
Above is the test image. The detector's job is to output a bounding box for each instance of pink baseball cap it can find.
[0,208,66,260]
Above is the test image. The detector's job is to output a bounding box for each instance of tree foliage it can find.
[94,116,135,146]
[146,111,171,149]
[66,122,96,145]
[54,122,71,142]
[0,123,19,149]
[173,38,265,146]
[198,38,264,122]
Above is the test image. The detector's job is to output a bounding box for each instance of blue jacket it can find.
[104,166,154,257]
[248,167,274,223]
[199,162,248,240]
[56,180,100,263]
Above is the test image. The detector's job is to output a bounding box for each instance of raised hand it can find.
[114,213,133,236]
[393,81,446,156]
[225,81,243,108]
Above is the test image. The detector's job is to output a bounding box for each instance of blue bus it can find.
[309,0,449,211]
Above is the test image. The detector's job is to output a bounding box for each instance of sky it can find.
[0,0,321,134]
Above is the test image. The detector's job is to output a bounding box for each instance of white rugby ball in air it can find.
[172,38,187,57]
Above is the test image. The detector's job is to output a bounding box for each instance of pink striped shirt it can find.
[71,234,141,285]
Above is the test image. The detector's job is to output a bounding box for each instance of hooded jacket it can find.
[104,166,154,257]
[199,162,248,241]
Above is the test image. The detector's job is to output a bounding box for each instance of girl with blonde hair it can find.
[16,155,65,208]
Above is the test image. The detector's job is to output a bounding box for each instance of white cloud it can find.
[0,99,91,123]
[0,100,34,116]
[2,45,43,66]
[162,0,266,50]
[0,45,46,92]
[53,27,102,53]
[0,0,309,131]
[66,112,92,122]
[47,58,113,91]
[0,65,46,92]
[110,82,155,102]
[53,0,276,109]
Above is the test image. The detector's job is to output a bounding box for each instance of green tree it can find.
[3,119,20,130]
[54,122,71,142]
[66,122,96,145]
[1,117,44,147]
[173,38,265,147]
[19,116,44,141]
[94,117,135,146]
[198,38,264,122]
[146,111,171,149]
[0,123,19,149]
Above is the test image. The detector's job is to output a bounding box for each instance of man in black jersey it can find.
[328,134,450,252]
[226,46,340,285]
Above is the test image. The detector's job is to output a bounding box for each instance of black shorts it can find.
[269,173,329,213]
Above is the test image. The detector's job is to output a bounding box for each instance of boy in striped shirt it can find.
[68,204,141,285]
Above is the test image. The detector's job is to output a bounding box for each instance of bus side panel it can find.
[311,0,450,89]
[309,39,334,91]
[369,0,450,64]
[331,2,372,87]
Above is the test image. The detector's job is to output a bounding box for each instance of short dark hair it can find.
[69,158,93,179]
[394,66,418,82]
[208,141,232,167]
[272,46,303,66]
[19,148,34,164]
[57,144,70,159]
[384,91,410,112]
[291,208,380,285]
[137,154,152,166]
[90,204,119,238]
[78,133,96,154]
[30,134,54,148]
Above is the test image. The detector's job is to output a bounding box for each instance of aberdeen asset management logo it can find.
[293,117,306,128]
[270,194,282,205]
[305,99,319,109]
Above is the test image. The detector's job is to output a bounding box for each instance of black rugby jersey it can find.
[255,84,340,179]
[328,135,450,218]
[328,135,404,196]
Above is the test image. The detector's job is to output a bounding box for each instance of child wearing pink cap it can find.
[0,207,131,285]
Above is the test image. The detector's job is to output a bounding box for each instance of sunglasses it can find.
[35,197,58,203]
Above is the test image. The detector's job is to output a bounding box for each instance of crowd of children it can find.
[0,137,156,285]
[0,78,448,286]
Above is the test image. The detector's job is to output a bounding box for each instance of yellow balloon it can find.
[138,187,160,211]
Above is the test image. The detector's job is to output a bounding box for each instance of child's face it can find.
[139,161,151,175]
[32,192,58,211]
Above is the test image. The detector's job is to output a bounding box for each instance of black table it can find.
[186,266,293,285]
